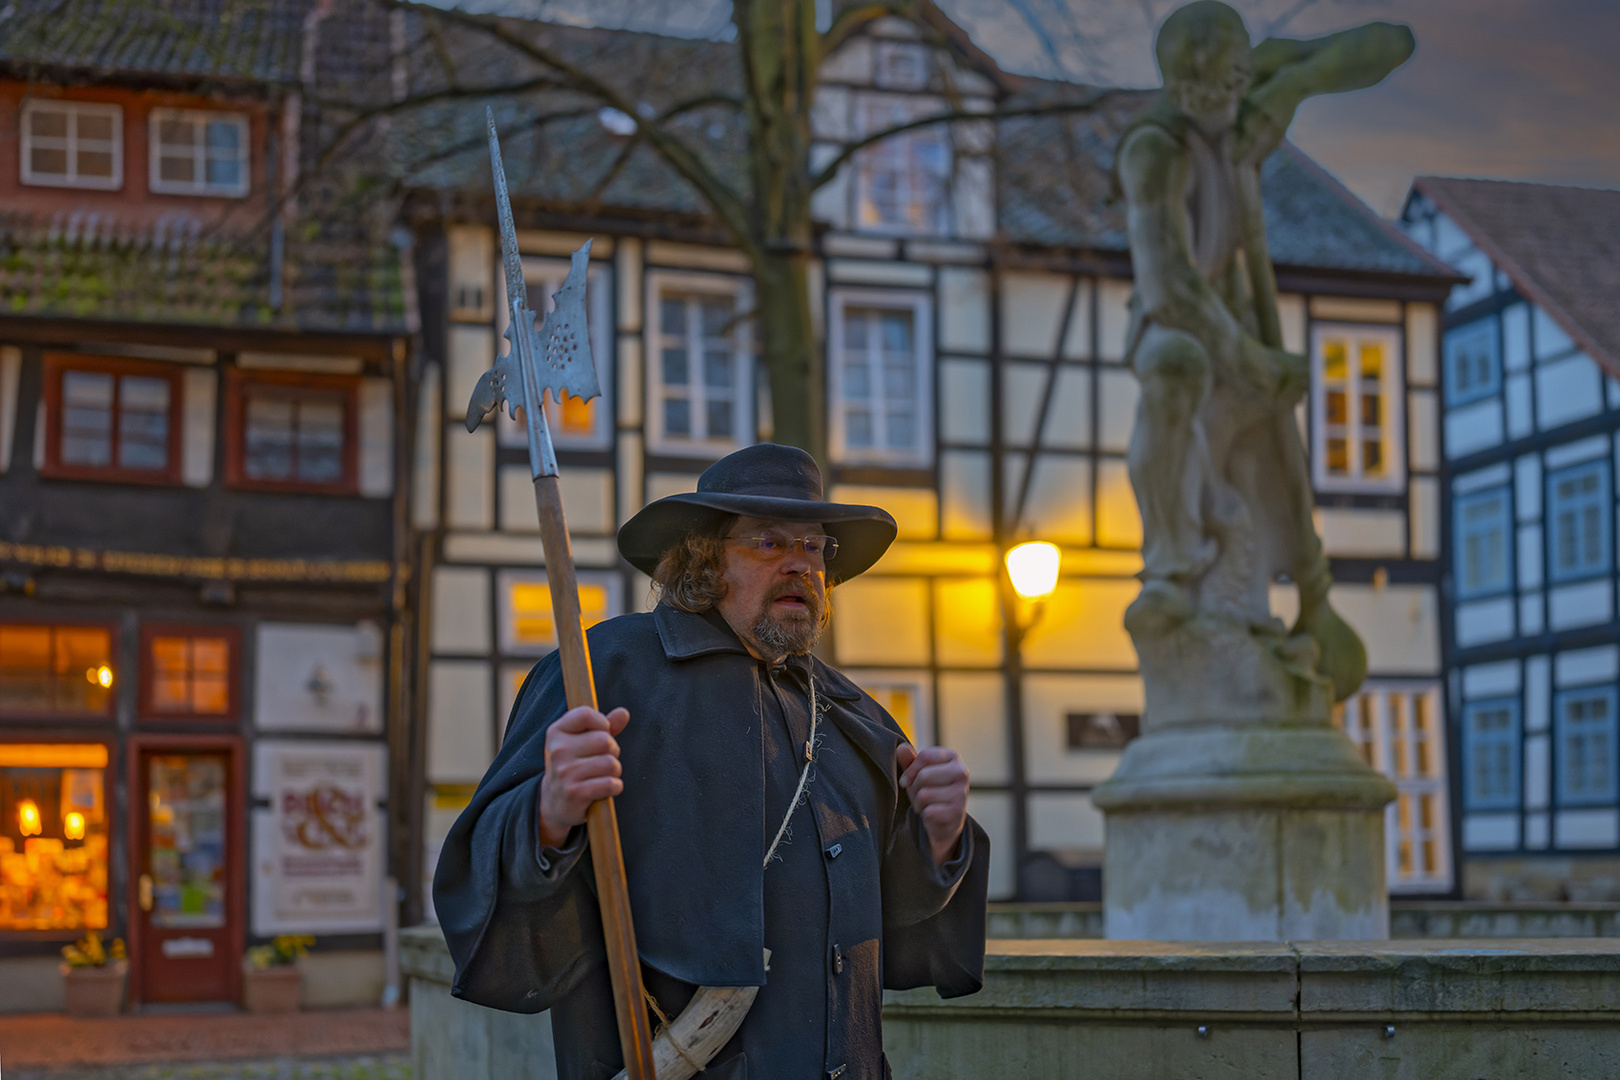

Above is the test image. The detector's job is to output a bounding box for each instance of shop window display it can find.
[0,744,109,930]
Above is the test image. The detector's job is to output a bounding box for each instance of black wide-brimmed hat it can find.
[618,444,897,583]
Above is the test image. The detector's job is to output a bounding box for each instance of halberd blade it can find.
[465,349,522,434]
[534,241,600,403]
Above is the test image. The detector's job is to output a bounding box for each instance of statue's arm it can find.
[1119,126,1245,360]
[1237,23,1415,163]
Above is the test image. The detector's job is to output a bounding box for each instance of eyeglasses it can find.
[727,534,839,562]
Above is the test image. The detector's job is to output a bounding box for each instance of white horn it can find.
[610,950,770,1080]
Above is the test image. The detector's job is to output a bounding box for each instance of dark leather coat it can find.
[433,605,990,1079]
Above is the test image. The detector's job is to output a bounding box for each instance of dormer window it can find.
[20,100,123,190]
[150,109,250,197]
[855,98,949,236]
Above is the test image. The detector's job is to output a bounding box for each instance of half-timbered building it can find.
[1401,178,1620,901]
[396,11,1463,913]
[0,2,414,1010]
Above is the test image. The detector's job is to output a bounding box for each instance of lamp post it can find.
[1000,540,1060,899]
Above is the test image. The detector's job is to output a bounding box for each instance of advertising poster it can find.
[252,740,386,935]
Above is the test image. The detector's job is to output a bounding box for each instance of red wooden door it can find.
[134,748,240,1003]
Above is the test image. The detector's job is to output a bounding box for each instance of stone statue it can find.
[1118,1,1414,714]
[1093,2,1411,941]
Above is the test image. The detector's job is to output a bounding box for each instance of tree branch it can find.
[389,0,758,259]
[819,1,916,57]
[808,93,1116,190]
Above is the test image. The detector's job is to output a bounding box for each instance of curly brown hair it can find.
[649,515,737,613]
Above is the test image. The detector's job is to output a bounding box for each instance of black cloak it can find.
[433,604,990,1079]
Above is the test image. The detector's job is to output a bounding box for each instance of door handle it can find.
[139,873,153,912]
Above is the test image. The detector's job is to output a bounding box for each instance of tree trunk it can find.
[754,247,823,462]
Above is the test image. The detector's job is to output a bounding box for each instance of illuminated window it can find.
[0,743,110,931]
[498,257,615,450]
[830,291,933,466]
[1335,683,1452,891]
[850,674,932,746]
[227,371,356,493]
[1312,324,1404,492]
[497,571,622,655]
[0,625,115,717]
[43,355,180,482]
[20,99,122,190]
[855,97,949,235]
[142,627,236,719]
[149,108,249,197]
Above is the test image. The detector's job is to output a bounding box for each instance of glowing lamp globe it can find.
[64,811,87,841]
[17,799,42,837]
[1006,541,1061,600]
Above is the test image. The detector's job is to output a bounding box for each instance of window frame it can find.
[828,288,935,467]
[1462,696,1521,812]
[1454,484,1514,600]
[1310,321,1407,494]
[40,354,184,485]
[137,624,242,723]
[1443,316,1501,406]
[495,255,615,452]
[852,94,952,237]
[0,621,120,723]
[223,368,360,495]
[845,669,934,748]
[147,107,251,198]
[19,98,124,191]
[1546,459,1612,584]
[644,270,755,456]
[0,736,116,941]
[1555,685,1618,809]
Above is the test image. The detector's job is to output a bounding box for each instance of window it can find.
[648,276,753,452]
[1557,687,1617,807]
[1455,487,1512,598]
[226,371,357,493]
[0,743,110,930]
[140,626,238,720]
[1462,698,1519,811]
[829,292,933,465]
[1444,318,1499,405]
[149,108,249,196]
[0,625,116,718]
[1311,324,1404,492]
[849,673,932,746]
[1336,684,1452,890]
[497,257,614,451]
[19,100,122,190]
[497,571,621,656]
[1547,460,1611,582]
[855,97,949,235]
[43,355,181,483]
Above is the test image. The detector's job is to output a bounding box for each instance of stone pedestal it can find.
[1094,615,1396,941]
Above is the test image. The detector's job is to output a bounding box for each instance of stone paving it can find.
[4,1054,410,1080]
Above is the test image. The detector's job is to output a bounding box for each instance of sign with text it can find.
[252,740,386,935]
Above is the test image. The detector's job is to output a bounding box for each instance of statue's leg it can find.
[1126,324,1216,633]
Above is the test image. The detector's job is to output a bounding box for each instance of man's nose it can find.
[780,546,817,573]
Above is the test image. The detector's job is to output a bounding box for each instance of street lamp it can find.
[1005,541,1060,632]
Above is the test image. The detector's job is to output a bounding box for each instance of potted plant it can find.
[60,931,128,1017]
[243,935,313,1013]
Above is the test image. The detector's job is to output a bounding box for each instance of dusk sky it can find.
[469,0,1620,217]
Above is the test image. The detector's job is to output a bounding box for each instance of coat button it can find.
[829,1067,846,1079]
[832,944,843,975]
[825,843,842,860]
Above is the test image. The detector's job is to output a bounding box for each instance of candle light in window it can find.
[86,665,114,688]
[64,811,86,841]
[17,799,42,837]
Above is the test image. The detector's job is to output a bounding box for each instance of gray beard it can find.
[748,579,829,657]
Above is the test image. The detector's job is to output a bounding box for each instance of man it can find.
[434,443,989,1080]
[1117,1,1412,696]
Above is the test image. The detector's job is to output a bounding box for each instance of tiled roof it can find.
[1415,176,1620,374]
[0,209,410,335]
[996,84,1456,279]
[0,0,310,84]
